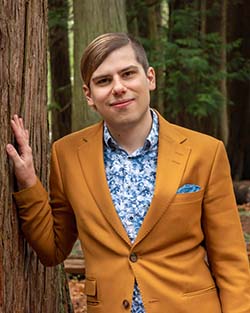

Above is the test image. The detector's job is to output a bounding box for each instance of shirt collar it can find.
[103,109,159,152]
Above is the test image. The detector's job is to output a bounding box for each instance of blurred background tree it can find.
[48,0,250,180]
[48,0,72,141]
[72,0,127,130]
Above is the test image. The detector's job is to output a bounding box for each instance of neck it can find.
[107,110,153,154]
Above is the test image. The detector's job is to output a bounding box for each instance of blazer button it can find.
[122,299,130,309]
[130,252,138,263]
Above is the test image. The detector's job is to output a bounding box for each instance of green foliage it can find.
[162,6,223,118]
[141,3,250,120]
[47,101,61,111]
[163,34,224,117]
[48,7,68,30]
[244,232,250,243]
[239,209,250,216]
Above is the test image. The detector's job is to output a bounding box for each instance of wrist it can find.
[17,175,37,190]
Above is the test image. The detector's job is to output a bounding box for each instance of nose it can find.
[112,77,127,96]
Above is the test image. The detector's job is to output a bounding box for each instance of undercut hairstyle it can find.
[80,32,149,87]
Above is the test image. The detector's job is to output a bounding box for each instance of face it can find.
[83,44,156,132]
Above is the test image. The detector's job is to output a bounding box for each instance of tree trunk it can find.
[72,0,127,131]
[0,1,73,312]
[227,1,250,180]
[48,0,72,142]
[146,0,165,115]
[219,0,229,146]
[200,0,206,36]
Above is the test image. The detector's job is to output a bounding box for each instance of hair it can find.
[80,32,149,87]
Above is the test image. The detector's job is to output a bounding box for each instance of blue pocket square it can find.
[177,184,201,194]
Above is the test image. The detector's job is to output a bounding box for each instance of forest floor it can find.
[68,278,86,313]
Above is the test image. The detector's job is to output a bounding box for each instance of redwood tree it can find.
[0,1,72,312]
[227,1,250,180]
[48,0,72,142]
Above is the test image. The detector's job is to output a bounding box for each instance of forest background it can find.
[0,0,250,312]
[49,0,250,181]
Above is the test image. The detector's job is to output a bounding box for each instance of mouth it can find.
[109,98,135,108]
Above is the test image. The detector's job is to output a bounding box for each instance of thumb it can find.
[6,144,21,165]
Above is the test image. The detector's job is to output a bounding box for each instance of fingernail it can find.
[6,144,12,151]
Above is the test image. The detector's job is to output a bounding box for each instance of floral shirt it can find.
[103,110,159,313]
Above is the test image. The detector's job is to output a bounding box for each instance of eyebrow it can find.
[91,65,139,82]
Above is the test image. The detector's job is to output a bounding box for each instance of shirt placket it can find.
[123,155,138,243]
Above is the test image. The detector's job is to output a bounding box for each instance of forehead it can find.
[91,44,142,79]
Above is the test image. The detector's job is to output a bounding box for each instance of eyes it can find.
[94,69,137,87]
[95,77,111,86]
[123,69,136,78]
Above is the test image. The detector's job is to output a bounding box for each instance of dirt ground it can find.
[68,279,87,313]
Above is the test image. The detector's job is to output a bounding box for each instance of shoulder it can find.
[157,113,224,160]
[173,123,220,146]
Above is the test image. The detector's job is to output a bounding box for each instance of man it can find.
[6,33,250,313]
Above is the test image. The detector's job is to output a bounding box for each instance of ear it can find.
[146,67,156,91]
[83,84,95,108]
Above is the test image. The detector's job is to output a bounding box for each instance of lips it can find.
[110,98,135,107]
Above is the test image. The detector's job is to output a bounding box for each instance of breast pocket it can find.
[165,188,204,239]
[172,188,204,204]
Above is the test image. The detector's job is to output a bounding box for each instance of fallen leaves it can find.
[68,279,87,313]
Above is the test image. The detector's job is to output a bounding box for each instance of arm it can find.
[202,141,250,312]
[6,115,77,266]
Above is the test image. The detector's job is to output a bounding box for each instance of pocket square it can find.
[177,184,201,194]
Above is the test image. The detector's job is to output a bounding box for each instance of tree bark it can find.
[72,0,127,131]
[0,1,73,312]
[48,0,72,141]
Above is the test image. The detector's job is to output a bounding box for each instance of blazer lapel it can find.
[77,123,131,246]
[76,115,191,248]
[134,116,191,246]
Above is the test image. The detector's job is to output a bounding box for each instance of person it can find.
[6,32,250,313]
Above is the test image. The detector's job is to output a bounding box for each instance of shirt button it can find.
[129,252,138,263]
[122,299,130,309]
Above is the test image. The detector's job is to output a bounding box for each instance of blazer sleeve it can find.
[13,142,78,266]
[202,140,250,312]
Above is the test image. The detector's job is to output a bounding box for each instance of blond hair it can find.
[80,33,149,87]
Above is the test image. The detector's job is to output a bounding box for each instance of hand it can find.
[6,114,37,190]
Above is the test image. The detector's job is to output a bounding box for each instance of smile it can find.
[110,98,135,108]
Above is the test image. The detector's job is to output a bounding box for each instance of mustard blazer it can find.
[14,113,250,313]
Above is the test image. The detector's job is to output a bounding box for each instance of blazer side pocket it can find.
[85,278,100,305]
[183,285,217,298]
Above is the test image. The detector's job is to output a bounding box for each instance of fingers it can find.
[12,114,24,131]
[7,114,31,162]
[6,142,37,189]
[7,115,37,189]
[11,114,25,131]
[10,115,29,145]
